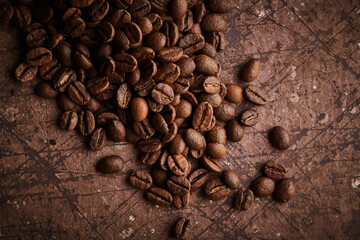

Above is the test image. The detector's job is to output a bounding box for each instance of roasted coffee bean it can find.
[84,97,101,112]
[201,13,227,32]
[161,20,179,46]
[177,55,195,77]
[158,47,183,63]
[219,82,227,98]
[198,42,217,59]
[129,170,152,189]
[13,4,31,27]
[169,0,187,19]
[151,83,174,105]
[178,33,205,55]
[33,4,54,23]
[234,188,254,210]
[97,112,119,126]
[107,119,126,142]
[173,192,190,209]
[143,32,166,51]
[62,7,81,22]
[77,110,95,136]
[96,21,115,43]
[188,168,209,190]
[169,134,186,154]
[67,81,90,105]
[176,10,193,32]
[269,126,292,150]
[39,59,60,81]
[202,155,221,173]
[0,2,13,26]
[172,77,189,94]
[60,111,78,131]
[225,84,243,103]
[174,99,192,118]
[158,150,169,171]
[151,113,169,133]
[244,85,268,105]
[48,31,64,50]
[139,137,162,153]
[207,32,226,50]
[131,47,155,63]
[167,154,188,176]
[274,178,296,203]
[99,57,115,76]
[64,17,86,38]
[174,217,192,240]
[146,13,162,32]
[116,83,132,109]
[207,0,232,13]
[57,93,76,111]
[240,109,259,126]
[134,78,156,96]
[89,128,107,150]
[109,9,131,28]
[226,120,244,142]
[109,0,133,9]
[241,58,260,82]
[183,128,206,151]
[202,76,220,94]
[150,0,169,15]
[26,47,52,67]
[15,62,38,82]
[167,175,191,195]
[123,22,143,48]
[97,155,124,174]
[222,170,240,189]
[194,54,219,76]
[263,160,287,180]
[251,176,275,197]
[182,92,198,108]
[35,82,57,99]
[146,187,173,206]
[193,3,205,23]
[214,102,236,122]
[141,150,161,165]
[151,168,168,186]
[114,52,138,72]
[139,59,157,78]
[171,94,181,106]
[88,0,109,22]
[206,125,226,144]
[25,24,48,48]
[53,67,76,92]
[162,103,176,122]
[132,118,155,139]
[131,97,148,122]
[206,143,226,159]
[192,102,214,132]
[190,148,204,159]
[126,68,140,85]
[86,76,110,95]
[129,0,151,17]
[160,121,178,143]
[148,98,164,112]
[134,17,153,35]
[56,41,73,67]
[114,30,131,50]
[155,63,180,84]
[204,177,230,201]
[188,22,201,34]
[70,0,94,7]
[126,128,141,143]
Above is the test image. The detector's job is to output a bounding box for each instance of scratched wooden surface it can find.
[1,0,360,239]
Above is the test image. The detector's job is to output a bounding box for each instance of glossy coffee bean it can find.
[173,192,190,209]
[192,102,214,132]
[174,99,192,118]
[157,47,183,63]
[263,160,287,180]
[134,17,153,35]
[26,47,52,67]
[139,59,157,78]
[88,0,109,22]
[143,32,166,51]
[139,137,162,153]
[214,102,236,122]
[176,10,193,32]
[39,59,60,81]
[109,9,131,28]
[244,85,268,105]
[201,13,227,32]
[206,125,226,144]
[131,97,148,122]
[64,17,86,38]
[206,142,226,159]
[60,111,78,131]
[107,119,126,142]
[177,55,195,77]
[96,21,115,43]
[197,92,222,108]
[274,178,296,203]
[77,110,95,136]
[169,0,187,19]
[167,175,191,195]
[160,122,178,143]
[56,41,73,67]
[151,83,174,105]
[89,128,107,150]
[194,54,219,76]
[203,76,221,94]
[178,33,205,55]
[151,113,169,133]
[226,120,244,142]
[183,128,206,151]
[234,188,254,210]
[132,118,155,139]
[225,84,243,103]
[169,134,186,154]
[141,150,161,165]
[114,52,138,72]
[129,0,151,17]
[222,170,240,189]
[15,62,38,82]
[240,109,259,127]
[86,76,110,95]
[251,176,275,198]
[174,217,192,240]
[67,81,90,105]
[146,187,173,206]
[202,155,221,173]
[134,78,156,96]
[131,47,155,63]
[116,83,132,109]
[129,170,153,189]
[84,97,101,112]
[161,20,179,46]
[123,22,143,48]
[206,0,232,13]
[204,177,230,201]
[53,67,77,92]
[188,168,209,190]
[199,42,217,59]
[155,63,180,84]
[167,154,188,176]
[97,155,124,174]
[241,58,261,82]
[269,126,292,150]
[97,112,119,126]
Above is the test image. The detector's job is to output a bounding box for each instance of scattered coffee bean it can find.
[174,217,192,240]
[244,85,268,105]
[222,170,240,189]
[225,84,243,103]
[234,188,254,210]
[146,187,173,206]
[173,192,190,209]
[241,58,261,82]
[89,128,107,150]
[263,160,287,180]
[129,170,153,189]
[167,175,191,195]
[204,177,230,201]
[274,178,296,203]
[240,109,259,127]
[151,168,168,186]
[251,176,275,198]
[188,168,209,190]
[214,102,236,122]
[107,119,126,142]
[226,120,244,142]
[202,155,221,173]
[206,124,226,144]
[269,126,292,150]
[60,111,78,131]
[97,155,124,174]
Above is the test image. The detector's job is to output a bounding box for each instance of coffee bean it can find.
[139,137,162,153]
[109,0,133,9]
[60,111,78,131]
[158,47,183,63]
[13,4,31,27]
[107,119,126,142]
[158,150,169,171]
[57,93,76,111]
[178,33,205,55]
[167,154,188,176]
[206,125,226,144]
[148,98,164,112]
[97,155,124,174]
[183,128,206,151]
[141,150,161,165]
[147,13,163,32]
[70,0,94,7]
[132,118,155,139]
[174,217,192,240]
[151,168,168,186]
[67,81,90,105]
[206,0,232,13]
[134,17,153,35]
[89,128,107,150]
[169,0,187,19]
[53,67,76,92]
[85,97,101,112]
[62,7,81,22]
[241,58,260,82]
[33,3,54,24]
[25,24,48,48]
[269,126,291,150]
[56,42,73,67]
[244,85,268,105]
[263,160,287,180]
[194,54,219,76]
[222,170,240,189]
[155,63,180,84]
[15,62,38,82]
[204,177,230,201]
[123,22,143,48]
[146,187,173,206]
[39,59,60,81]
[99,57,116,76]
[176,10,193,32]
[126,128,141,143]
[181,92,198,108]
[139,59,157,78]
[188,168,209,190]
[226,120,244,142]
[34,82,57,99]
[167,175,191,195]
[207,32,226,50]
[274,178,296,203]
[48,32,64,50]
[131,47,155,63]
[193,3,205,23]
[151,113,169,133]
[234,188,254,210]
[201,13,227,32]
[77,110,95,136]
[173,192,190,209]
[251,176,275,197]
[169,134,186,154]
[97,112,119,126]
[177,55,195,77]
[192,102,214,132]
[88,0,109,22]
[151,83,174,105]
[189,147,204,159]
[197,92,222,108]
[135,77,156,96]
[203,76,220,94]
[131,97,148,122]
[64,17,86,38]
[114,30,130,50]
[198,42,217,59]
[26,47,52,67]
[206,142,226,159]
[160,122,178,143]
[0,2,13,26]
[143,32,166,51]
[109,9,131,28]
[96,21,115,43]
[202,155,221,173]
[161,20,179,46]
[174,99,192,118]
[114,52,138,72]
[214,102,236,122]
[225,84,243,103]
[129,170,153,189]
[116,83,132,109]
[239,109,259,127]
[129,0,151,18]
[150,0,169,15]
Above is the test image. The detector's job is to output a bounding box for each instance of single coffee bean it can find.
[155,63,180,84]
[176,10,193,32]
[161,20,179,46]
[141,150,161,165]
[89,128,107,150]
[109,9,131,28]
[57,93,76,111]
[198,43,217,60]
[25,24,48,48]
[206,0,232,13]
[274,178,296,203]
[131,47,155,63]
[169,0,187,19]
[174,99,192,118]
[167,154,188,176]
[167,175,191,195]
[194,54,219,77]
[219,83,227,99]
[151,168,168,186]
[173,192,190,209]
[97,112,119,126]
[263,160,287,180]
[206,125,226,144]
[70,0,94,7]
[60,111,78,131]
[172,77,190,94]
[202,155,221,173]
[174,217,192,240]
[13,4,31,27]
[26,47,52,67]
[129,0,151,17]
[77,110,95,136]
[146,187,173,206]
[241,58,261,82]
[99,57,115,76]
[56,41,73,67]
[190,148,205,159]
[35,82,57,99]
[226,120,244,142]
[96,21,115,43]
[150,0,169,15]
[158,150,169,171]
[192,3,205,23]
[188,168,209,190]
[131,97,148,122]
[169,134,186,154]
[171,94,181,106]
[151,113,169,133]
[134,77,156,96]
[178,33,205,55]
[206,143,226,159]
[157,47,183,63]
[134,17,153,35]
[234,188,254,210]
[188,22,201,34]
[0,2,13,26]
[151,83,174,105]
[88,0,109,22]
[109,69,126,84]
[48,32,64,50]
[222,170,240,189]
[116,83,132,109]
[114,30,131,51]
[192,102,214,132]
[107,119,126,142]
[177,55,195,77]
[139,59,157,79]
[97,155,124,174]
[207,32,226,50]
[109,0,133,9]
[240,109,259,127]
[33,4,54,23]
[251,176,275,197]
[201,13,227,32]
[244,85,268,105]
[67,81,90,105]
[129,170,152,189]
[162,104,176,123]
[123,22,143,48]
[214,102,236,122]
[15,62,38,82]
[39,59,60,81]
[53,67,76,92]
[148,98,164,112]
[132,118,155,139]
[147,13,163,32]
[143,32,166,51]
[225,84,243,103]
[85,97,101,112]
[64,17,86,38]
[203,76,220,94]
[183,128,206,151]
[197,92,222,108]
[160,121,178,143]
[114,52,138,72]
[204,177,230,201]
[139,137,162,153]
[86,76,110,95]
[269,126,292,150]
[62,7,81,22]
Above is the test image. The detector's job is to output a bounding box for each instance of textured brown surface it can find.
[1,0,360,239]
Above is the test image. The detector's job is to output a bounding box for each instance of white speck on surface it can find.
[344,92,348,95]
[301,2,305,6]
[155,205,159,208]
[129,215,135,221]
[27,221,30,224]
[97,189,101,192]
[351,177,360,188]
[290,93,300,103]
[277,233,281,236]
[121,228,133,239]
[290,66,297,79]
[258,10,265,18]
[358,42,360,48]
[151,229,155,233]
[350,107,357,114]
[22,201,26,205]
[313,85,317,90]
[195,221,198,225]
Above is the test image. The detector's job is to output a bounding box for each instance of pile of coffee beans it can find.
[4,0,295,238]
